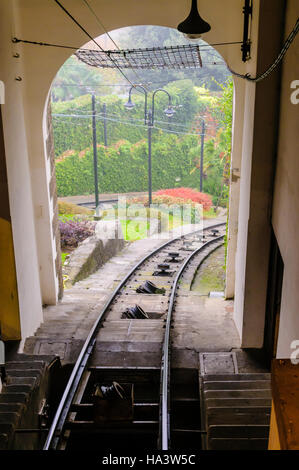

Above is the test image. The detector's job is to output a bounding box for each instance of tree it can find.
[51,25,231,102]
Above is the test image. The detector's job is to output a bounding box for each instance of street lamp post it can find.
[199,119,206,192]
[125,86,174,205]
[91,92,99,216]
[147,109,153,205]
[103,103,108,147]
[89,91,108,218]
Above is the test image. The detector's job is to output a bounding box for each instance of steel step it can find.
[206,408,271,426]
[208,424,270,439]
[205,398,272,408]
[208,438,268,450]
[203,381,271,391]
[204,389,272,399]
[201,372,271,450]
[202,373,271,381]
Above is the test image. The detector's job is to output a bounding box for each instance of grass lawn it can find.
[59,202,222,258]
[61,252,68,264]
[120,219,150,241]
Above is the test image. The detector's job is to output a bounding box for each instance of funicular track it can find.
[44,222,226,450]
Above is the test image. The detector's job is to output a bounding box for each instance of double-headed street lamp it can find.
[124,85,174,205]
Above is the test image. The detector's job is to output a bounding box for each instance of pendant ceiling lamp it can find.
[177,0,211,40]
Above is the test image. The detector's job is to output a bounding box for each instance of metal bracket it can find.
[0,366,7,384]
[242,0,253,62]
[38,399,50,428]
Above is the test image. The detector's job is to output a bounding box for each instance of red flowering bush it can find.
[154,188,212,211]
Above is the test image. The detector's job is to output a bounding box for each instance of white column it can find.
[0,1,43,345]
[13,4,59,305]
[225,77,245,299]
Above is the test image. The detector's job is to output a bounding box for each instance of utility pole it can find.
[148,110,153,206]
[103,103,108,147]
[200,120,205,192]
[91,93,99,216]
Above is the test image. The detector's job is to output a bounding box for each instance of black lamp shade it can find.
[177,0,211,37]
[164,106,174,117]
[124,96,135,109]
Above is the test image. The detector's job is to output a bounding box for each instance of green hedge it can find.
[53,82,230,204]
[51,82,200,157]
[55,133,204,196]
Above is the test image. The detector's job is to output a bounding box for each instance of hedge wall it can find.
[51,81,200,157]
[55,133,203,196]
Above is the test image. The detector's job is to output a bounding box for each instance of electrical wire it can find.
[12,37,243,52]
[81,0,120,51]
[52,83,132,87]
[228,17,299,82]
[51,82,223,93]
[52,0,135,87]
[52,116,207,136]
[81,0,151,92]
[52,113,223,135]
[52,111,217,129]
[14,9,298,87]
[55,61,225,70]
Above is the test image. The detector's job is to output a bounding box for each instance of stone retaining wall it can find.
[63,219,125,288]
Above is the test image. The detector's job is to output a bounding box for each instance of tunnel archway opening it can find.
[46,25,233,298]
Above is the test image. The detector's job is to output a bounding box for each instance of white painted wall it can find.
[0,1,43,344]
[233,0,291,348]
[272,0,299,358]
[234,81,256,341]
[225,77,245,300]
[232,1,260,344]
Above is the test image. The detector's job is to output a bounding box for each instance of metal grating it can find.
[75,44,202,69]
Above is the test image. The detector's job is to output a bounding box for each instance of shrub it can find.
[154,188,212,211]
[58,201,94,216]
[55,134,205,197]
[59,219,96,249]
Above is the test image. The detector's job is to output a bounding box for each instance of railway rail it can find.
[44,222,226,450]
